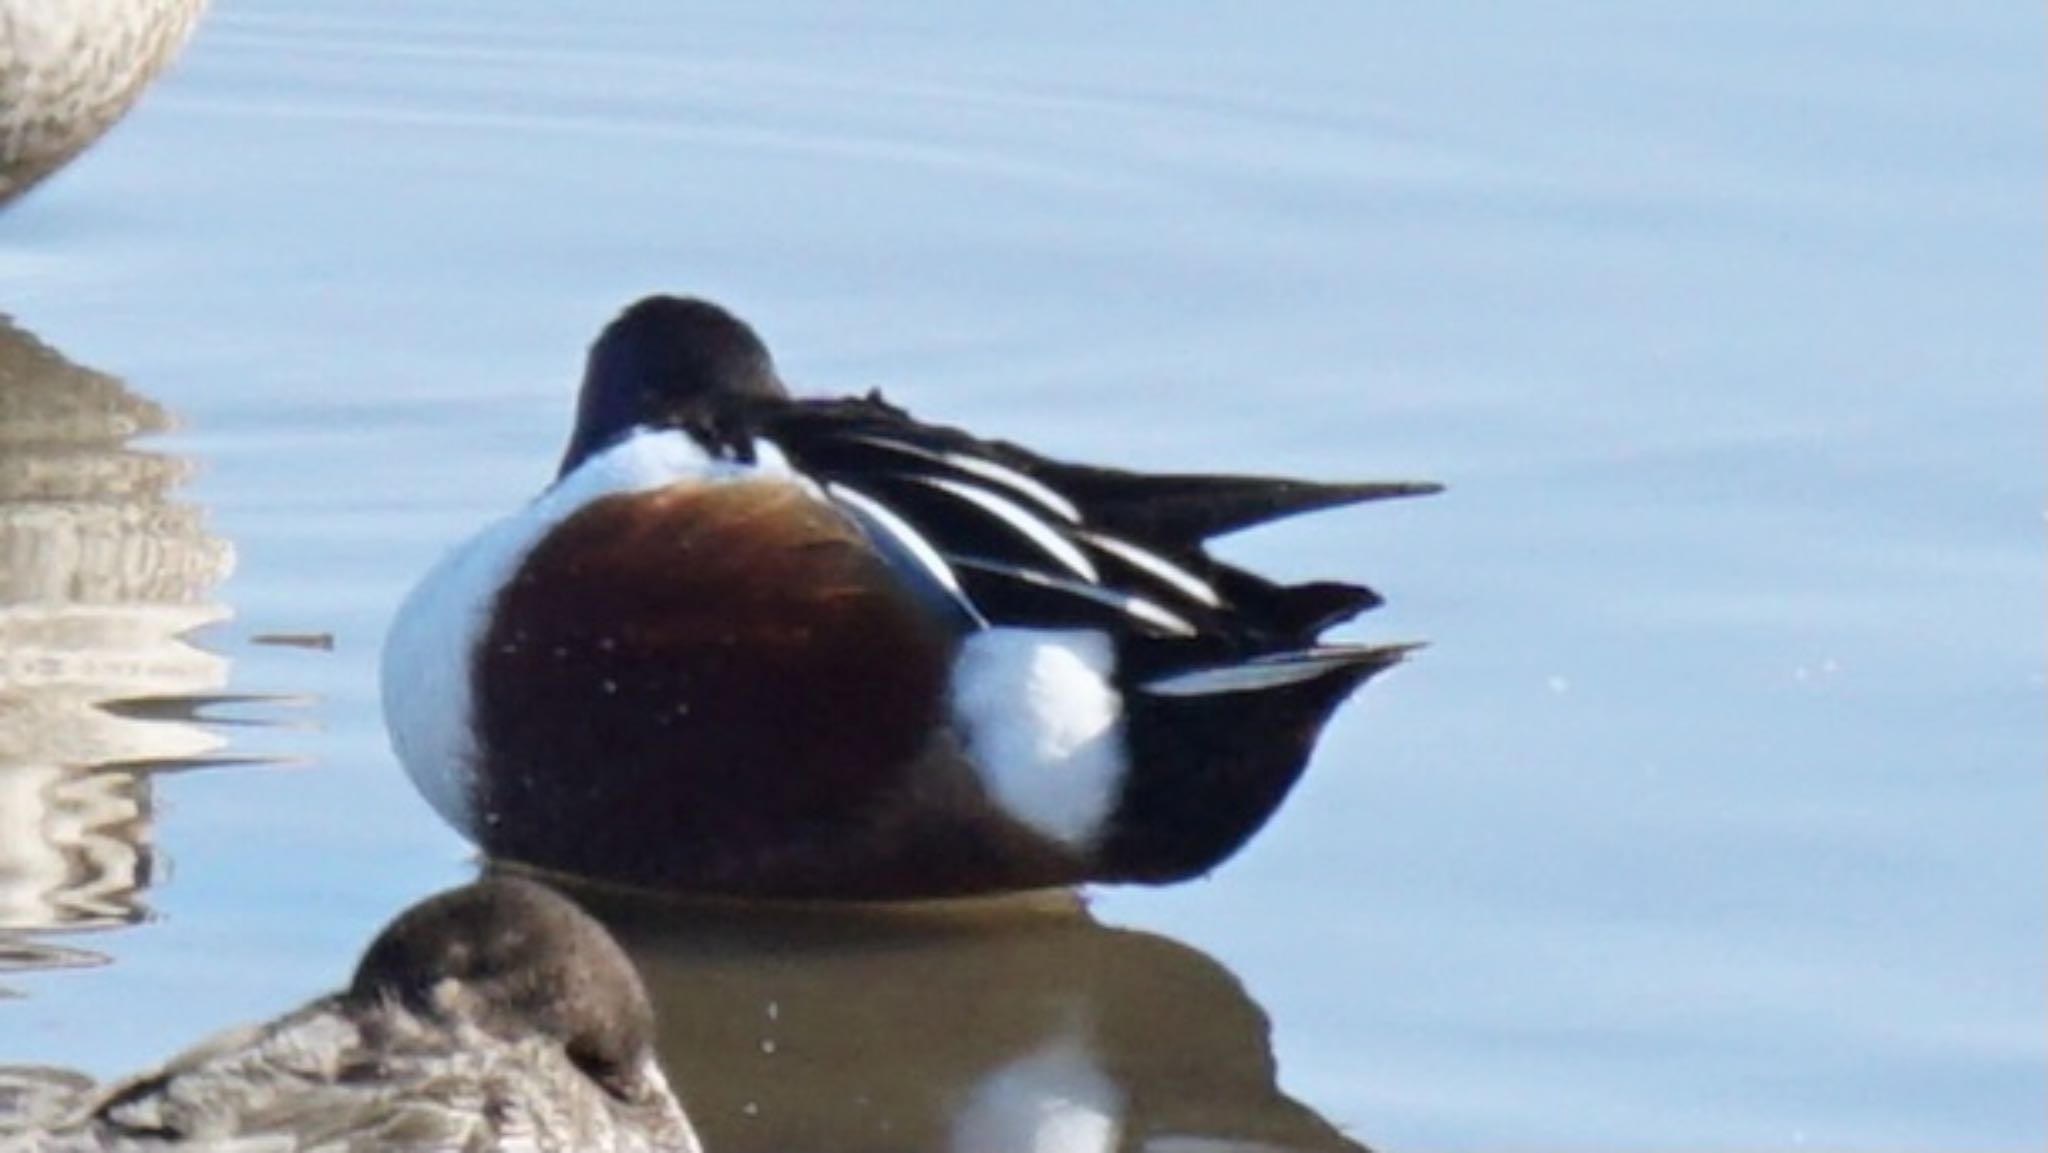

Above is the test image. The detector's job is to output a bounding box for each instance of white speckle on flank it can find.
[949,629,1126,850]
[380,427,787,838]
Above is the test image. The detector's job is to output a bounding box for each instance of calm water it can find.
[1,3,2040,1150]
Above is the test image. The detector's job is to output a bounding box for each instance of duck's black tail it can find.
[1095,643,1412,883]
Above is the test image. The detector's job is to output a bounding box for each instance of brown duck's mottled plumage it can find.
[15,879,699,1152]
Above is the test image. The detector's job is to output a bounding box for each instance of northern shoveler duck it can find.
[0,0,207,206]
[23,878,699,1152]
[382,295,1435,900]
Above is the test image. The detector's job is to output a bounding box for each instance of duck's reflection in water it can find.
[553,876,1374,1153]
[0,865,1368,1151]
[0,317,233,966]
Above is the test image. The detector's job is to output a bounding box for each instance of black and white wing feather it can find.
[750,392,1434,686]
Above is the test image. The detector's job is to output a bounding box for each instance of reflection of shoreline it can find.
[0,317,233,945]
[545,873,1374,1153]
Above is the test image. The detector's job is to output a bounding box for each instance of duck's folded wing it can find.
[754,394,1431,655]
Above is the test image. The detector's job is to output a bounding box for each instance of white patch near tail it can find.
[380,429,791,836]
[949,629,1127,850]
[949,1029,1124,1153]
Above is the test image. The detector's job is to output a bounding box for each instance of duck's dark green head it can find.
[560,295,789,476]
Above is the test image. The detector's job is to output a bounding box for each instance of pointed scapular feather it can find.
[1140,644,1415,697]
